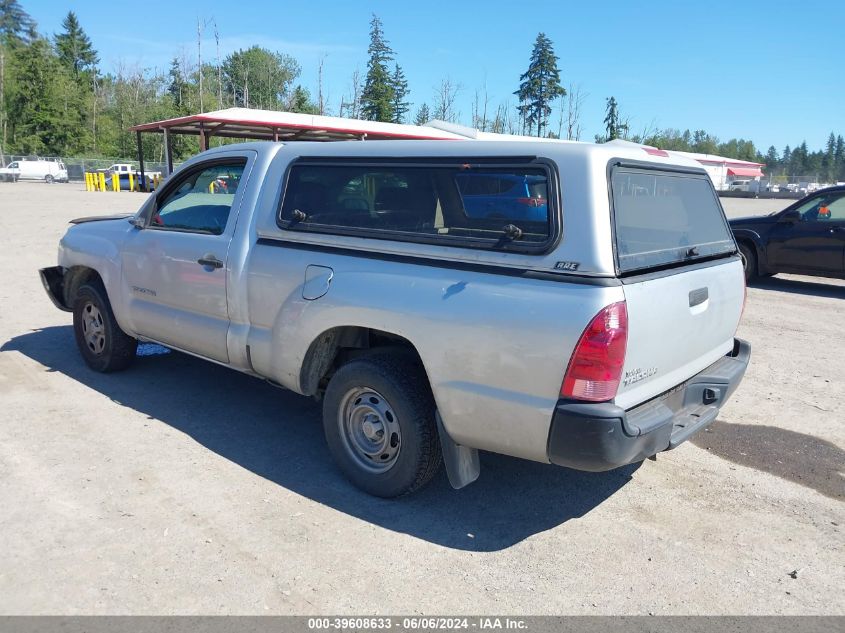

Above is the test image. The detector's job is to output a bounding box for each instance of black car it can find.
[730,185,845,282]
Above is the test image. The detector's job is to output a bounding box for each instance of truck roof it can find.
[197,139,704,171]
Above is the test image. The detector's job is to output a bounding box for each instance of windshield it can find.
[611,168,736,273]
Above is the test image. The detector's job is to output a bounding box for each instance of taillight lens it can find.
[561,302,628,402]
[516,197,545,207]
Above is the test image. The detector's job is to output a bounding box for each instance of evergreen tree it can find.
[389,63,409,124]
[765,145,778,168]
[55,11,98,79]
[414,103,430,126]
[167,57,189,112]
[823,132,836,181]
[835,136,845,181]
[514,32,564,137]
[288,84,318,114]
[0,0,35,43]
[602,96,627,141]
[360,14,395,122]
[5,37,76,154]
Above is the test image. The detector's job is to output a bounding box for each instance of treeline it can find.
[1,0,842,182]
[0,2,323,161]
[627,128,845,183]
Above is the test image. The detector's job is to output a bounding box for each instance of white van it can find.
[0,159,68,183]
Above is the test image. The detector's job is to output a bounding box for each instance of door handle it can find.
[197,254,224,269]
[829,226,845,233]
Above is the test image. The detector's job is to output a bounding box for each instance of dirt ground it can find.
[0,182,842,615]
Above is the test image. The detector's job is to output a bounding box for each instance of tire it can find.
[72,283,137,372]
[322,354,442,497]
[45,175,54,184]
[738,242,757,283]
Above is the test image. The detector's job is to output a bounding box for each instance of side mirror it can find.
[128,216,145,229]
[778,209,800,223]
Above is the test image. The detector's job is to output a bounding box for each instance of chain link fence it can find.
[1,154,172,181]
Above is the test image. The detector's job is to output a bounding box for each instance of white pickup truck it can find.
[40,140,750,497]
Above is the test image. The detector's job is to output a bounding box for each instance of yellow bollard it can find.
[99,172,106,192]
[111,173,118,192]
[128,173,134,192]
[84,173,90,191]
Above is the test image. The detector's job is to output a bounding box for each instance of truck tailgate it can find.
[614,257,745,411]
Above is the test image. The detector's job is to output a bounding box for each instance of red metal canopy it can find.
[727,167,764,178]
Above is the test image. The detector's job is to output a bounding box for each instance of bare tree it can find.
[490,101,519,135]
[317,54,326,115]
[196,16,215,112]
[214,20,222,109]
[433,77,461,123]
[632,118,658,144]
[561,83,586,140]
[0,46,5,157]
[471,83,491,131]
[339,66,362,119]
[197,17,203,112]
[490,102,507,134]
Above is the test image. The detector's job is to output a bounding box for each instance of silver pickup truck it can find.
[40,140,750,497]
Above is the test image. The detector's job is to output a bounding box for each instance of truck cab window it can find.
[151,162,246,234]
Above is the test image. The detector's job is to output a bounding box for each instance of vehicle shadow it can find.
[751,275,845,299]
[2,326,639,552]
[692,421,844,501]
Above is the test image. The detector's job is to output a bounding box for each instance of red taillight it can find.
[516,197,545,207]
[560,302,628,402]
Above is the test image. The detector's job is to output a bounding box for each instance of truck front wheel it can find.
[72,283,137,372]
[322,354,442,497]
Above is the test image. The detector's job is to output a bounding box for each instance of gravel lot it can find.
[0,182,842,615]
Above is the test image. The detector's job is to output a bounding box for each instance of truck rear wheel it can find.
[322,354,442,497]
[72,283,137,372]
[45,174,54,184]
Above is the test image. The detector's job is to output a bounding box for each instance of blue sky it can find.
[26,0,845,152]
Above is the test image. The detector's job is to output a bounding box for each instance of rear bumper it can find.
[547,338,751,472]
[39,266,71,312]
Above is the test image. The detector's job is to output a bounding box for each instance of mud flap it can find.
[436,411,480,490]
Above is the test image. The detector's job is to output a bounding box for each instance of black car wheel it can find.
[738,243,757,283]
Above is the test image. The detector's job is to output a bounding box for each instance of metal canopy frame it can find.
[129,108,466,186]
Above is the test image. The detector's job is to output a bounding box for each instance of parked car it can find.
[0,159,68,183]
[39,140,750,497]
[731,185,845,281]
[455,172,548,221]
[729,179,752,192]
